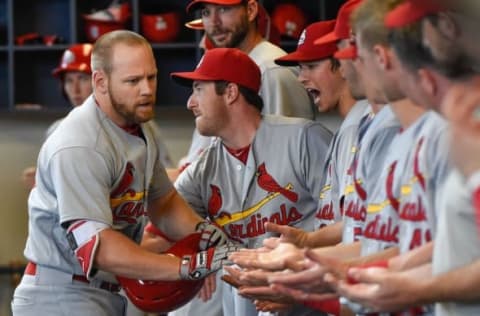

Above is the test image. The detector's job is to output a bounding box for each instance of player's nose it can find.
[186,93,197,110]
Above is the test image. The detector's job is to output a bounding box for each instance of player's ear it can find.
[373,44,389,70]
[246,0,258,24]
[224,82,240,105]
[418,68,436,97]
[92,70,108,94]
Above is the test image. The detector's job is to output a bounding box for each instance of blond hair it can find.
[351,0,403,51]
[91,30,152,74]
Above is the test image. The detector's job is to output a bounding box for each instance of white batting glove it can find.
[195,221,229,250]
[179,243,241,280]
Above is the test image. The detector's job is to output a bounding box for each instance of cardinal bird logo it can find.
[386,161,400,212]
[256,162,298,203]
[413,137,426,192]
[111,162,135,198]
[208,184,231,218]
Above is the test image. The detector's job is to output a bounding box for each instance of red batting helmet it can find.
[52,43,93,78]
[271,3,308,39]
[117,233,205,313]
[141,12,181,43]
[82,2,131,42]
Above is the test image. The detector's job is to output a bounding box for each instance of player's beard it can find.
[206,15,249,48]
[108,86,155,125]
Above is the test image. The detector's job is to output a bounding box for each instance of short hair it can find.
[214,81,264,112]
[388,18,474,79]
[91,30,152,75]
[329,57,341,72]
[351,0,404,51]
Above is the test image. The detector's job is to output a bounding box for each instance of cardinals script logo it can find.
[207,162,302,240]
[111,162,146,224]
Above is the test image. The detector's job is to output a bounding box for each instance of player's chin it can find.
[135,104,155,122]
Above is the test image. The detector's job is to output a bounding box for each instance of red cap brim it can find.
[185,18,204,30]
[314,31,339,46]
[334,45,357,60]
[187,0,242,13]
[385,1,442,28]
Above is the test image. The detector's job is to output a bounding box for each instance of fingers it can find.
[265,222,305,246]
[268,262,326,287]
[238,285,282,301]
[255,300,292,313]
[265,222,290,235]
[262,237,281,249]
[346,267,387,285]
[270,283,337,302]
[223,266,243,288]
[198,274,216,301]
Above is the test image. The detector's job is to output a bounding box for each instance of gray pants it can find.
[12,273,126,315]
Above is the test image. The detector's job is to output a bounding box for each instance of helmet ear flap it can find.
[116,233,205,313]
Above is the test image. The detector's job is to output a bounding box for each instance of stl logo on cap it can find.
[297,29,306,47]
[62,50,76,67]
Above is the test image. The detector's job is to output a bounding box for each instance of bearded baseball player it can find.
[11,31,237,316]
[170,48,332,316]
[177,0,315,174]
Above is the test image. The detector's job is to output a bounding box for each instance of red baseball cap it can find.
[334,44,358,60]
[185,3,280,46]
[315,0,363,45]
[171,48,261,93]
[185,18,204,30]
[275,20,337,66]
[271,3,308,39]
[186,0,242,13]
[385,0,443,28]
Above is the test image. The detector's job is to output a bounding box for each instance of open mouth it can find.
[306,88,320,103]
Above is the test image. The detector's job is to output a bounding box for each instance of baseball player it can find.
[312,0,371,234]
[328,2,480,313]
[170,47,332,316]
[258,15,369,252]
[178,0,315,170]
[20,43,173,192]
[11,31,237,316]
[171,20,360,316]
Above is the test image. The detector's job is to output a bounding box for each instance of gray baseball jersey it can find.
[361,112,429,256]
[175,115,332,316]
[14,96,173,313]
[45,109,174,168]
[183,40,315,166]
[342,106,401,244]
[362,111,449,258]
[315,100,370,229]
[396,111,449,254]
[433,169,480,316]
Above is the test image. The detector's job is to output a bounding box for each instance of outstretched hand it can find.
[332,266,424,313]
[265,222,309,247]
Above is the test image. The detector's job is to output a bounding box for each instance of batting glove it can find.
[179,243,241,280]
[195,221,229,250]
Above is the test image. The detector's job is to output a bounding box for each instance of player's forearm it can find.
[388,241,433,271]
[95,228,181,280]
[305,221,343,248]
[345,246,399,268]
[310,241,361,260]
[148,189,203,241]
[421,259,480,303]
